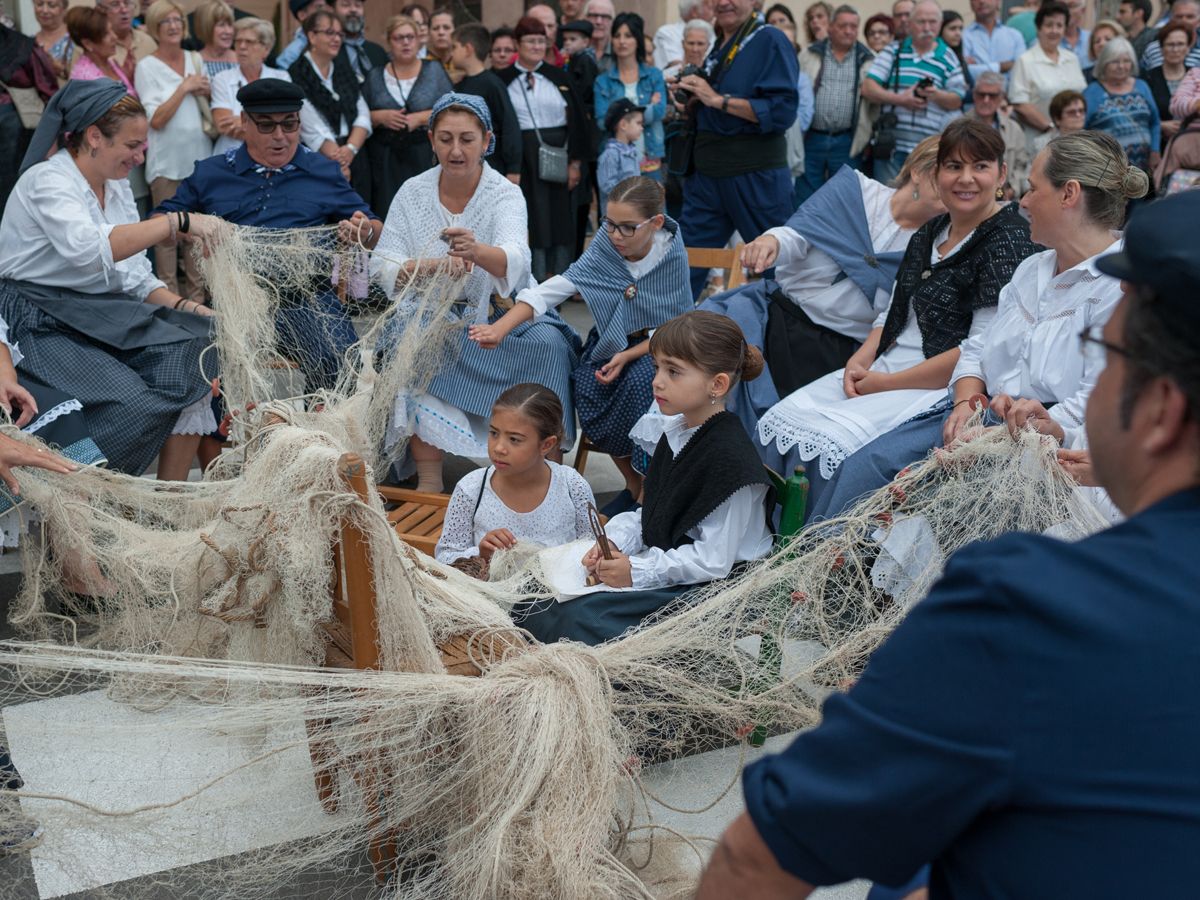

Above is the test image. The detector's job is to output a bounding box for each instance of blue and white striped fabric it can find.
[562,217,693,367]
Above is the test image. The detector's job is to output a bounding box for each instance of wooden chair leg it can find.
[573,437,591,474]
[305,713,341,814]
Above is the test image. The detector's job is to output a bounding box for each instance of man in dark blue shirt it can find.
[156,79,383,391]
[670,0,799,298]
[697,190,1200,899]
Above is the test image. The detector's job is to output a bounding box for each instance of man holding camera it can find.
[671,0,799,298]
[861,0,965,185]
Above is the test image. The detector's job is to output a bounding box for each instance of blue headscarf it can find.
[20,78,130,175]
[429,92,495,157]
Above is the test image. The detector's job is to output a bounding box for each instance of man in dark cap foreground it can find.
[696,190,1200,900]
[156,79,381,395]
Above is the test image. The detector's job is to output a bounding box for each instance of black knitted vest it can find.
[289,54,360,137]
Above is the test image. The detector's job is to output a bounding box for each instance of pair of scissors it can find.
[585,502,612,587]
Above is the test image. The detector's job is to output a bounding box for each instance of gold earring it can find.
[995,187,1004,199]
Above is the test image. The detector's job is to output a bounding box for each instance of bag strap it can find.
[517,71,549,149]
[473,466,492,518]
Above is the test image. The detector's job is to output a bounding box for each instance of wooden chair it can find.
[687,243,748,292]
[307,453,527,881]
[377,485,448,556]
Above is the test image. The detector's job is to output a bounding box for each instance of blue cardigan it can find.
[594,63,669,160]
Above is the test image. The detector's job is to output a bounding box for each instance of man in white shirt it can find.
[653,0,716,71]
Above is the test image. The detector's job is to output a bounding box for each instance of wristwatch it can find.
[721,94,732,112]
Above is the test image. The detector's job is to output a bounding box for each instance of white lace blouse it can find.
[950,239,1123,449]
[370,163,531,319]
[435,460,597,564]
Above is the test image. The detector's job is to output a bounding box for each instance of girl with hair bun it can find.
[472,175,693,515]
[807,130,1145,522]
[512,310,775,646]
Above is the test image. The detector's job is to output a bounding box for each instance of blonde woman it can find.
[134,0,213,301]
[194,0,238,79]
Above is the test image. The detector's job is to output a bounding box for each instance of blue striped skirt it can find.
[573,331,655,458]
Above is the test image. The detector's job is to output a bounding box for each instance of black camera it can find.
[913,76,934,98]
[673,64,708,105]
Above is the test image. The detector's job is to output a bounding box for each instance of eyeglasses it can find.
[313,28,343,37]
[234,37,262,47]
[1060,105,1086,116]
[391,32,418,41]
[1078,325,1130,364]
[600,216,653,237]
[974,90,1003,99]
[588,12,613,20]
[159,16,183,26]
[520,36,547,45]
[248,115,301,133]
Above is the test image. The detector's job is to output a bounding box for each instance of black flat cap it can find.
[237,78,305,114]
[560,19,593,37]
[1096,191,1200,334]
[603,97,644,135]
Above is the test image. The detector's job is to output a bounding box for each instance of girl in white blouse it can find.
[434,383,596,571]
[808,131,1151,522]
[513,311,775,646]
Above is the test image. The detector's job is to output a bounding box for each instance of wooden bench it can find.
[377,486,448,556]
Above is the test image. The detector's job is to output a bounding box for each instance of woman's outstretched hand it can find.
[0,433,78,495]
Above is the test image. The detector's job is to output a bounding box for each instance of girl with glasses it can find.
[472,176,693,514]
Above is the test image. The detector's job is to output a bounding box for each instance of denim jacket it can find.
[594,63,668,160]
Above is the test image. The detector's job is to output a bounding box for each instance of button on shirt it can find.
[508,63,568,130]
[743,486,1200,899]
[961,20,1027,84]
[153,144,374,228]
[950,240,1123,448]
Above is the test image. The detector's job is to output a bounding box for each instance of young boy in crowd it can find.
[597,98,644,216]
[560,19,594,59]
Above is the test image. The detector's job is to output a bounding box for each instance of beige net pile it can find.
[0,225,1111,898]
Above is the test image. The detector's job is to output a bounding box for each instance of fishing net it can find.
[0,224,1112,899]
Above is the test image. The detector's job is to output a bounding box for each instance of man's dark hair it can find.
[1121,0,1153,24]
[1120,287,1200,429]
[1036,1,1071,29]
[454,22,490,60]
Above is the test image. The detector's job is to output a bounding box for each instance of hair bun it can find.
[1121,165,1149,199]
[741,344,765,382]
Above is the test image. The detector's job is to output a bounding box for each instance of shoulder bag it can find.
[517,75,569,184]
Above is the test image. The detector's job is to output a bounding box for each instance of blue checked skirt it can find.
[573,331,655,459]
[0,281,215,475]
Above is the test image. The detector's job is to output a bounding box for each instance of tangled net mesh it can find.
[0,225,1112,898]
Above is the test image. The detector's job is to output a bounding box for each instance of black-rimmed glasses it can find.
[600,217,653,238]
[247,115,301,134]
[1078,325,1130,364]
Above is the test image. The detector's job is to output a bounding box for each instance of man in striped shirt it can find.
[861,0,965,184]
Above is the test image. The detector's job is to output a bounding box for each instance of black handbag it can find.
[869,48,902,160]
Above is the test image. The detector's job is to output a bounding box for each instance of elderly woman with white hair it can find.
[1082,36,1161,172]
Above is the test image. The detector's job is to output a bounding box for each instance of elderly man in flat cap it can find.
[156,78,381,398]
[697,190,1200,900]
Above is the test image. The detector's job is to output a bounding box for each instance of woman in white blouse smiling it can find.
[806,131,1151,522]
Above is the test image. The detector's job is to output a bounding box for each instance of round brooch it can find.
[624,284,638,301]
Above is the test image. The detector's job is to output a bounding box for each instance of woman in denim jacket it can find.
[594,12,668,178]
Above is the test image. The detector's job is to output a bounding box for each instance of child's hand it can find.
[594,550,633,588]
[479,528,518,560]
[469,323,504,349]
[594,352,628,385]
[581,542,602,569]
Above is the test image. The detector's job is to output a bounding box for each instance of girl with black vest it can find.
[513,310,775,646]
[289,10,372,199]
[471,176,693,515]
[756,117,1040,519]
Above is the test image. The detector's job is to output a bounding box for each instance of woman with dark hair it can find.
[758,117,1039,516]
[766,4,801,53]
[1143,22,1194,143]
[0,81,225,479]
[594,12,668,181]
[289,9,372,198]
[495,16,589,281]
[1009,2,1087,151]
[864,13,894,54]
[807,130,1148,522]
[427,7,455,69]
[361,13,453,214]
[941,10,973,91]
